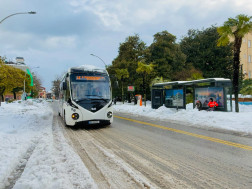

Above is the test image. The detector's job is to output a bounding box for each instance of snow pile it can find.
[233,94,252,98]
[114,101,252,134]
[0,100,96,189]
[0,100,51,188]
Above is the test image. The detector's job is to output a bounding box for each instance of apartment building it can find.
[39,87,47,98]
[240,33,252,79]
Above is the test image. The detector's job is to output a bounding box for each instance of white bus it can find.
[58,65,113,126]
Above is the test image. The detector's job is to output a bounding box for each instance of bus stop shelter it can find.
[151,78,232,112]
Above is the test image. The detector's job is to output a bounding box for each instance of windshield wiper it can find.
[85,95,110,102]
[75,98,91,103]
[75,96,109,102]
[93,98,109,102]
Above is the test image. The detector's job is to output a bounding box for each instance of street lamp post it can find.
[0,11,36,24]
[0,11,37,100]
[90,54,107,68]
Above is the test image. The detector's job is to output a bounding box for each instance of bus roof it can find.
[152,78,231,87]
[68,65,107,74]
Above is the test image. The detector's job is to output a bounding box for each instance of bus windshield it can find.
[70,77,111,102]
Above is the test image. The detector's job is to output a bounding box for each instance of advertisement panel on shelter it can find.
[165,89,183,107]
[195,87,224,108]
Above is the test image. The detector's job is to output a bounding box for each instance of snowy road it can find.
[57,116,157,189]
[57,110,252,188]
[1,100,252,189]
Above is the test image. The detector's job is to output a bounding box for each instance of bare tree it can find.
[51,76,61,99]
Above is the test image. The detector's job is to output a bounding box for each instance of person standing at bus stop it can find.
[207,98,218,111]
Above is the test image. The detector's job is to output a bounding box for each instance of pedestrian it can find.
[195,100,202,111]
[207,98,218,111]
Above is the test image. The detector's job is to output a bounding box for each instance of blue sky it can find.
[0,0,252,91]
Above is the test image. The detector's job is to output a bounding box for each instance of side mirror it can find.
[63,82,67,90]
[67,98,71,104]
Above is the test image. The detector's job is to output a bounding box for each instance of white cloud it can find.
[69,0,252,32]
[234,0,252,10]
[44,36,77,49]
[68,0,189,27]
[0,28,78,51]
[69,0,125,29]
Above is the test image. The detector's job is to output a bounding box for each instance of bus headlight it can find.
[72,113,79,120]
[107,111,112,118]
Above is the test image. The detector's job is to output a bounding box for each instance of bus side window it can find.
[65,77,70,101]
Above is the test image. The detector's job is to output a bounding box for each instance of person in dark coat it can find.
[195,100,202,111]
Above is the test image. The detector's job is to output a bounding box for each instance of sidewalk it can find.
[113,101,252,135]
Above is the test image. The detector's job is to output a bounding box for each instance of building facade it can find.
[39,87,47,98]
[240,33,252,79]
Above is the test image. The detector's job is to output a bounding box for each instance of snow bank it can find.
[114,101,252,134]
[0,100,52,188]
[0,100,96,189]
[232,94,252,98]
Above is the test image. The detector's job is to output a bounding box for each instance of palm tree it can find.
[217,14,252,112]
[115,68,129,104]
[136,62,154,106]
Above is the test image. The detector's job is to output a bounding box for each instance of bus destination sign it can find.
[76,76,105,81]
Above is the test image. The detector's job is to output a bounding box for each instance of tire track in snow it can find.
[88,128,194,189]
[61,123,157,189]
[53,115,97,189]
[90,127,235,188]
[60,123,111,189]
[4,144,36,189]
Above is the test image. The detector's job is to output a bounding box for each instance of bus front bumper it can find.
[74,119,111,126]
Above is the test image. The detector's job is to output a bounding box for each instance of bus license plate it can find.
[89,121,100,124]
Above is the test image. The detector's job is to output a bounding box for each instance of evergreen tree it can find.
[148,31,186,80]
[115,68,129,104]
[240,79,252,95]
[107,34,147,98]
[136,62,154,106]
[180,26,233,79]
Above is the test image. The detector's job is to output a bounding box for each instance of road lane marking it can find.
[114,115,252,151]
